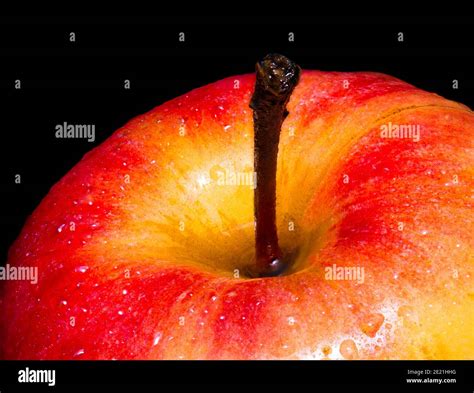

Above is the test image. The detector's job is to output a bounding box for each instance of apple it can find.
[1,54,473,360]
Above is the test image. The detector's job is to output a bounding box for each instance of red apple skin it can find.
[1,71,473,360]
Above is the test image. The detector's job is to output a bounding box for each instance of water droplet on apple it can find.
[211,295,218,302]
[60,300,68,306]
[177,292,187,302]
[74,265,89,273]
[219,315,225,320]
[339,339,358,359]
[122,289,128,295]
[360,313,384,337]
[322,345,332,356]
[57,224,65,233]
[73,349,85,357]
[397,305,414,322]
[153,332,162,346]
[291,295,300,302]
[224,125,231,132]
[117,310,124,316]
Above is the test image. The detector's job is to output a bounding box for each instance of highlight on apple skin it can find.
[0,67,473,359]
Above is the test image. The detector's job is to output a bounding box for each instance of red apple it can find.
[1,66,473,359]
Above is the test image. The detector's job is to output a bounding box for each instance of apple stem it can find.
[250,54,300,277]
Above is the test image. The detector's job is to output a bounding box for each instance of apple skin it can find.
[1,71,473,360]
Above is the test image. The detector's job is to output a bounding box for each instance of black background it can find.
[0,14,473,389]
[0,360,472,390]
[0,16,473,261]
